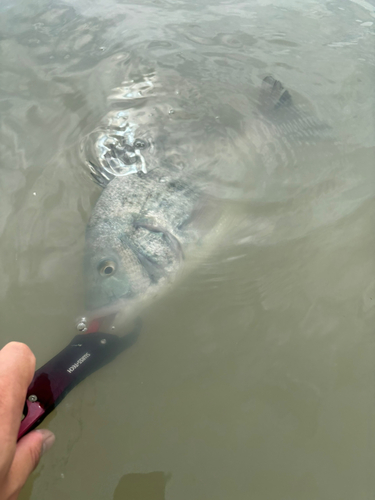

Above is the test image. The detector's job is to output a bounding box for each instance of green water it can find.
[0,0,374,498]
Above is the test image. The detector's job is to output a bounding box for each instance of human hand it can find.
[0,342,55,500]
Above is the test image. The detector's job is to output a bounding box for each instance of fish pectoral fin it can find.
[136,252,165,284]
[178,197,221,237]
[135,219,184,261]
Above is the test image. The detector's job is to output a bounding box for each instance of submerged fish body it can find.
[84,163,219,319]
[84,76,329,320]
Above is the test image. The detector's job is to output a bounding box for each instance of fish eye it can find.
[134,138,146,149]
[98,260,116,277]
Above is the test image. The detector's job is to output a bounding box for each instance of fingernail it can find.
[36,429,56,456]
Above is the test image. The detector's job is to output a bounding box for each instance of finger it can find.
[0,343,35,463]
[6,430,55,499]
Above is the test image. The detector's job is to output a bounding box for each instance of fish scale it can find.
[84,165,211,319]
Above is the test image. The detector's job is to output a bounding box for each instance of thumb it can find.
[7,430,55,498]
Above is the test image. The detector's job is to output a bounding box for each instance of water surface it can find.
[0,0,374,498]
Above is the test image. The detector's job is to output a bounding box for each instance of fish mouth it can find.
[84,298,128,322]
[84,312,118,333]
[85,283,158,325]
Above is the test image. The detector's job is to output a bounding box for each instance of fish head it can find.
[83,216,182,319]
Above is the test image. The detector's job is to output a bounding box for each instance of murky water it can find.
[0,0,375,498]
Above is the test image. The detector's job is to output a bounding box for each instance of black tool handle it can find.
[18,330,138,440]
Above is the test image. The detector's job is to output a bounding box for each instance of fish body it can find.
[84,164,218,319]
[83,76,329,321]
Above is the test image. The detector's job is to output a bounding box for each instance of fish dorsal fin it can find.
[256,75,331,142]
[258,76,293,113]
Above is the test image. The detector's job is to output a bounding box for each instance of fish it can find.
[84,164,219,321]
[83,75,327,323]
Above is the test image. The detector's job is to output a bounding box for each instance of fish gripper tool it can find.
[18,324,139,440]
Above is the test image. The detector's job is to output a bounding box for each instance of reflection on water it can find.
[0,0,374,499]
[113,472,170,500]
